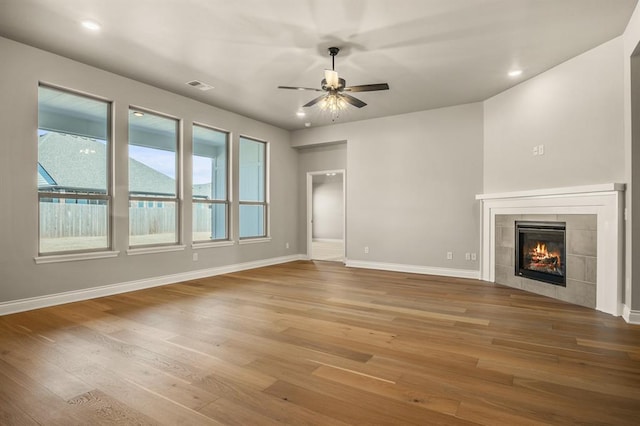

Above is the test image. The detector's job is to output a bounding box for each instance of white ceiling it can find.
[0,0,637,130]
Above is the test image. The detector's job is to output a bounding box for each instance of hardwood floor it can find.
[311,240,344,261]
[1,261,639,425]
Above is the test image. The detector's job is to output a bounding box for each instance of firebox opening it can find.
[515,221,566,286]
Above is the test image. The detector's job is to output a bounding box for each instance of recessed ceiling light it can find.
[186,80,214,91]
[304,122,311,127]
[296,110,306,118]
[508,69,523,77]
[81,20,101,31]
[132,111,144,117]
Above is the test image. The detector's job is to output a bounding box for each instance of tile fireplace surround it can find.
[476,183,625,317]
[495,214,595,307]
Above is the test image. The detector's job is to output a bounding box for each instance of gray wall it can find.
[296,143,347,254]
[624,2,640,311]
[631,53,640,310]
[293,103,484,271]
[483,37,625,193]
[0,37,298,304]
[312,177,344,240]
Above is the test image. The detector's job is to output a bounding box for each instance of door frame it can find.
[306,169,346,261]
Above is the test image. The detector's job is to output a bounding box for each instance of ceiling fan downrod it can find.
[328,47,340,71]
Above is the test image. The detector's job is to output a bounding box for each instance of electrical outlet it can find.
[364,246,369,254]
[532,146,538,156]
[538,144,544,155]
[465,253,471,260]
[471,253,477,261]
[447,251,453,260]
[192,253,198,261]
[285,242,289,249]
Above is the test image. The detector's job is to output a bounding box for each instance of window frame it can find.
[127,106,182,248]
[36,83,114,257]
[238,135,269,240]
[192,122,231,243]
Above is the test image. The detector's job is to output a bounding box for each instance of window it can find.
[128,109,180,246]
[239,136,267,238]
[37,85,111,254]
[192,124,229,242]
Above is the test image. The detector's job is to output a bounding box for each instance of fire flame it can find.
[528,242,562,272]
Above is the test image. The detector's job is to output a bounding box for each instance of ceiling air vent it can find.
[186,80,214,91]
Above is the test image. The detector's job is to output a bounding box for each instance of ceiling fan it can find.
[278,47,389,111]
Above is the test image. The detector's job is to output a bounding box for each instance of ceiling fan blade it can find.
[303,95,326,107]
[344,83,389,92]
[324,70,340,89]
[278,85,322,91]
[341,93,367,108]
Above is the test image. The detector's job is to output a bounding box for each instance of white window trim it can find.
[35,250,120,264]
[126,245,186,256]
[238,237,271,245]
[191,240,236,249]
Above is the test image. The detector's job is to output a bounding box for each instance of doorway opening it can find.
[307,170,345,262]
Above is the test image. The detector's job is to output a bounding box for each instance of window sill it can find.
[127,245,186,256]
[192,240,235,249]
[239,237,272,245]
[34,250,120,264]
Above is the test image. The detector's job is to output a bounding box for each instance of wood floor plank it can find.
[0,359,90,425]
[0,337,94,401]
[71,363,224,424]
[198,397,290,426]
[312,363,461,415]
[262,371,478,425]
[456,401,550,426]
[0,260,638,425]
[478,357,640,398]
[0,395,40,426]
[191,358,348,425]
[263,379,410,425]
[247,352,478,425]
[326,297,490,325]
[67,389,158,425]
[110,328,277,390]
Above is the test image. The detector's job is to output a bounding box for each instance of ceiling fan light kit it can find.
[278,47,389,119]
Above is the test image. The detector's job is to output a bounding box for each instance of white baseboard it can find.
[0,254,305,316]
[622,305,640,324]
[345,259,480,280]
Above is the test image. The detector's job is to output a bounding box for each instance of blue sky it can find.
[129,145,212,184]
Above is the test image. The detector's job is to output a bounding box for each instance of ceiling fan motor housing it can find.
[322,77,346,91]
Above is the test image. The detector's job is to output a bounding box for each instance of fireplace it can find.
[477,184,624,316]
[515,221,566,286]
